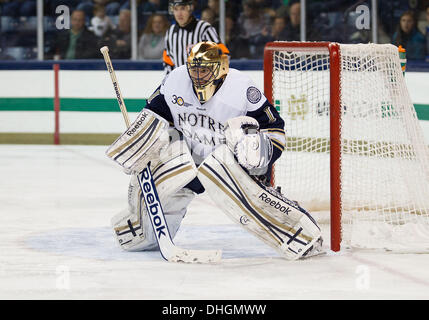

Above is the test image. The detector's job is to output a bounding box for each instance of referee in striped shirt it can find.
[164,0,229,74]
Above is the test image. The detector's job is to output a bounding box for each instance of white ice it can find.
[1,145,428,299]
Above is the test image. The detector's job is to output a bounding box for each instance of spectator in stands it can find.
[224,15,249,59]
[45,1,80,16]
[253,0,277,20]
[206,0,219,20]
[89,4,116,37]
[270,15,288,40]
[276,0,326,41]
[392,10,426,60]
[103,0,129,16]
[201,7,217,30]
[138,13,169,60]
[379,0,416,38]
[243,14,288,57]
[424,4,429,28]
[425,5,429,56]
[236,0,271,58]
[237,0,271,40]
[111,0,168,16]
[190,0,202,18]
[254,0,283,10]
[224,0,241,21]
[0,0,36,17]
[99,9,131,59]
[139,0,168,30]
[76,0,125,18]
[51,9,98,59]
[0,48,13,60]
[281,0,300,41]
[143,0,167,12]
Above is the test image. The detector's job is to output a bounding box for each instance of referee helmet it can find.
[168,0,194,15]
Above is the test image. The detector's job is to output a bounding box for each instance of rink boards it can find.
[1,69,429,144]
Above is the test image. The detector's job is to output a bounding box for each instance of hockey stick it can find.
[100,46,222,263]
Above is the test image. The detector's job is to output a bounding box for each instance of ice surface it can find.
[1,145,428,299]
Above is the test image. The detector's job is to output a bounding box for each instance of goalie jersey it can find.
[145,65,286,178]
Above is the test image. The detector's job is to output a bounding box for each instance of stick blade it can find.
[164,247,222,264]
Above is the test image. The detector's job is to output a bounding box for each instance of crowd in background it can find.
[0,0,429,61]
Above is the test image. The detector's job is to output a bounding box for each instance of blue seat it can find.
[23,47,37,59]
[17,16,38,32]
[318,11,343,29]
[4,47,25,60]
[0,16,19,32]
[346,11,361,28]
[311,11,344,42]
[2,33,20,47]
[15,32,37,46]
[108,15,119,26]
[43,16,57,32]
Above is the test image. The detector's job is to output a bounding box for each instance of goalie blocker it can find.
[198,144,323,260]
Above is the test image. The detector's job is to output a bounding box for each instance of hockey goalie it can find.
[107,41,323,261]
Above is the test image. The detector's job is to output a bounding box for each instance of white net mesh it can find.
[269,43,429,252]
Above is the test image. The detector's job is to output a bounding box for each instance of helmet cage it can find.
[187,60,220,89]
[186,41,229,103]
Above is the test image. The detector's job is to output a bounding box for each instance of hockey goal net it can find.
[264,42,429,252]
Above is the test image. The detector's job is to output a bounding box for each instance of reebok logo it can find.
[259,192,291,214]
[113,81,122,106]
[139,167,166,239]
[240,215,250,225]
[127,112,148,136]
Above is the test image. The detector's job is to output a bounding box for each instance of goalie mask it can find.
[186,41,229,103]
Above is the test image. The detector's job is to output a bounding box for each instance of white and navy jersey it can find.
[146,65,286,169]
[163,16,220,74]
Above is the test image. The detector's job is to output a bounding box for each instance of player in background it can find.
[109,41,322,260]
[163,0,229,75]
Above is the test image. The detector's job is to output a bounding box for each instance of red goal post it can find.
[264,42,342,251]
[53,63,60,145]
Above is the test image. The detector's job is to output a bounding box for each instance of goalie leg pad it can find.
[197,144,322,261]
[111,140,197,251]
[111,187,195,252]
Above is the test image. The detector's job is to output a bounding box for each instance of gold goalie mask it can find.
[186,41,229,103]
